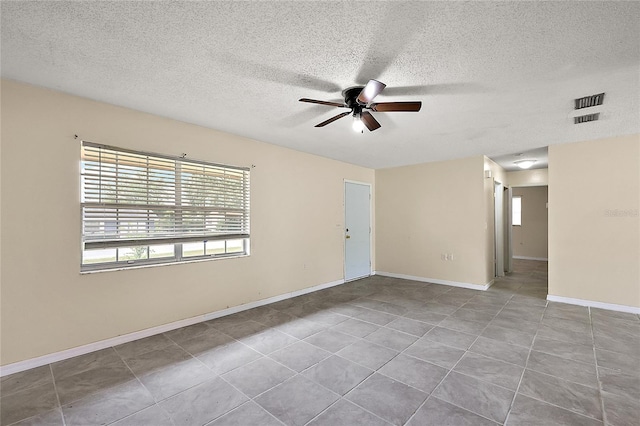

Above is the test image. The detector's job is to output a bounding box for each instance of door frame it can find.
[344,179,373,281]
[494,180,505,277]
[505,186,513,273]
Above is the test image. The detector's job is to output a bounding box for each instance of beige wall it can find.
[513,186,548,259]
[0,80,375,365]
[549,134,640,308]
[507,168,549,187]
[376,156,491,286]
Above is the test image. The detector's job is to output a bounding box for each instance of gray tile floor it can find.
[1,260,639,425]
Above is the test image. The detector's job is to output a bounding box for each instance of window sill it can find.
[80,253,250,275]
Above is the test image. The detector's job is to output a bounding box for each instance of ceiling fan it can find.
[299,79,422,132]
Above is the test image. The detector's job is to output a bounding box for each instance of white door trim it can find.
[494,180,505,277]
[505,186,513,273]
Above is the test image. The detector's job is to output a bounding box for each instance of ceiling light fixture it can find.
[352,112,365,133]
[514,159,536,169]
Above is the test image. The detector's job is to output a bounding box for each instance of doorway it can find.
[511,185,549,261]
[344,181,371,281]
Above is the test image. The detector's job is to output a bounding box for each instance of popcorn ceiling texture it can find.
[1,1,638,168]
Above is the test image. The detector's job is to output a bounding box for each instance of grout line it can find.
[504,320,546,425]
[302,378,392,426]
[336,336,397,371]
[424,395,504,425]
[590,307,609,426]
[336,361,408,422]
[114,346,173,424]
[204,400,286,426]
[217,376,288,425]
[503,295,548,425]
[49,364,67,426]
[513,387,606,423]
[116,344,232,426]
[242,371,341,411]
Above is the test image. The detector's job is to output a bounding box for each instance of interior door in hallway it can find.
[344,181,371,281]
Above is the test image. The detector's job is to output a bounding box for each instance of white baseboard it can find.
[547,295,640,315]
[376,271,493,291]
[0,279,345,377]
[513,256,548,261]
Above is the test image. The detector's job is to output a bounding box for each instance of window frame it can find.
[80,141,250,272]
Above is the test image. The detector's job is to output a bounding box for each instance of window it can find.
[512,196,522,226]
[81,141,250,271]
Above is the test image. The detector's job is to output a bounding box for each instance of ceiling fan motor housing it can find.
[342,86,366,108]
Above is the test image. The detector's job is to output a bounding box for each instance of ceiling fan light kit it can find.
[352,111,365,133]
[299,79,422,132]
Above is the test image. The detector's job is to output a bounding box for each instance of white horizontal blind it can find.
[81,141,250,249]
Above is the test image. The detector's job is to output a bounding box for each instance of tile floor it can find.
[1,260,639,425]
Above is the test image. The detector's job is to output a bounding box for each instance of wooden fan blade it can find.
[370,101,422,112]
[299,98,347,108]
[356,79,386,105]
[315,112,350,127]
[361,111,381,131]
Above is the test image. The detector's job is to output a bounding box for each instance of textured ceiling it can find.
[2,1,639,169]
[491,146,548,172]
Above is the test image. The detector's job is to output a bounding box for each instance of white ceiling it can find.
[2,1,639,169]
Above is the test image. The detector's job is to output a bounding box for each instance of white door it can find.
[345,181,371,281]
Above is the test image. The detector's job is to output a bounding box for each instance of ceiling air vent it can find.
[574,113,600,124]
[572,92,604,124]
[574,93,604,110]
